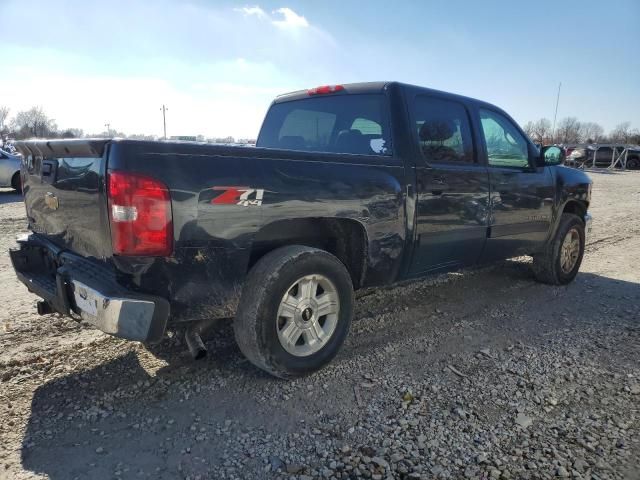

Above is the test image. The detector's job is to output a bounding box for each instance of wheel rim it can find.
[276,274,340,357]
[560,228,581,274]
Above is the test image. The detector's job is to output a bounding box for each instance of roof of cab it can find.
[272,81,496,111]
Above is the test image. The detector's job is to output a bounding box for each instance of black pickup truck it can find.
[11,82,592,378]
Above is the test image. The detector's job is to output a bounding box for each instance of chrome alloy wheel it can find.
[560,228,581,274]
[276,274,340,357]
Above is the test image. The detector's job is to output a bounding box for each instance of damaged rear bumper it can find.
[10,234,169,343]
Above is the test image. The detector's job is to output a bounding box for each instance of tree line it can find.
[0,106,152,143]
[523,117,639,145]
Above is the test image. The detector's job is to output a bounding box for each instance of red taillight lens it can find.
[307,85,345,95]
[107,171,173,256]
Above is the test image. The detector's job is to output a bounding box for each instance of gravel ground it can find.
[0,170,639,480]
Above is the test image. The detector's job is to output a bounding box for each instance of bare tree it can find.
[11,107,58,139]
[523,119,550,144]
[0,106,9,130]
[608,122,638,143]
[555,117,582,144]
[60,128,84,139]
[580,122,605,143]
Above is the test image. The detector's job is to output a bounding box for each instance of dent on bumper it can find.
[72,280,167,343]
[10,235,170,343]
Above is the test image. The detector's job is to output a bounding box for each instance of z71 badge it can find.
[210,186,264,207]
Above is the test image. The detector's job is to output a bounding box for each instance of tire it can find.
[627,157,640,170]
[234,245,354,379]
[532,213,585,285]
[11,172,22,194]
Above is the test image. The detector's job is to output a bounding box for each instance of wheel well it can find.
[562,200,587,220]
[249,218,368,288]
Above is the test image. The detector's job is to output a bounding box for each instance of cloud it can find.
[235,5,309,29]
[234,5,267,19]
[271,7,309,28]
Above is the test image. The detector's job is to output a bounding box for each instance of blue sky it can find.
[1,0,638,138]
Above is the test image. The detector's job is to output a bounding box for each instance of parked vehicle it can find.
[566,145,640,169]
[10,82,592,378]
[0,148,22,192]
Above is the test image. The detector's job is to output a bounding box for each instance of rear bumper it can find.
[10,234,169,343]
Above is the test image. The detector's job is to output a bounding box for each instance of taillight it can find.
[107,171,173,256]
[307,85,345,95]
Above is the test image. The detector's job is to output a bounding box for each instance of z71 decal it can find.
[210,186,265,207]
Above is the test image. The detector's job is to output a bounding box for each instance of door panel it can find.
[411,164,489,273]
[476,108,554,261]
[406,95,490,275]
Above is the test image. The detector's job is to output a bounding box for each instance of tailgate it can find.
[15,139,112,258]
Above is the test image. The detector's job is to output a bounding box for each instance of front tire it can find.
[532,213,585,285]
[234,245,354,379]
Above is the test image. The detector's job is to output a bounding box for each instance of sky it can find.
[1,0,638,139]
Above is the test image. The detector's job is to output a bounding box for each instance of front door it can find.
[408,95,490,275]
[476,108,555,261]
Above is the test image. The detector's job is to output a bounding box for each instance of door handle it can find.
[431,176,447,195]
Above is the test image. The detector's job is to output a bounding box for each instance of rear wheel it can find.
[234,245,353,379]
[11,172,22,194]
[532,213,585,285]
[627,157,640,170]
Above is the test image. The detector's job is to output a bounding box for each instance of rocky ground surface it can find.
[0,170,639,480]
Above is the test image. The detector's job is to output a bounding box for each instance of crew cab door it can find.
[408,95,490,275]
[475,108,555,261]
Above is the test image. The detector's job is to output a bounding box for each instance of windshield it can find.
[257,94,392,156]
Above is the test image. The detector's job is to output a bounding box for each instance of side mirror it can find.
[540,145,565,166]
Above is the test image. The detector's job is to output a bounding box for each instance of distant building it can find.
[170,135,197,142]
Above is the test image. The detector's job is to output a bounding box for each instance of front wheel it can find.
[234,245,354,379]
[532,213,585,285]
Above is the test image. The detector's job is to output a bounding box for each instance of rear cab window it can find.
[257,94,392,156]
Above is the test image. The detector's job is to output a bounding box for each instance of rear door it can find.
[475,108,555,261]
[17,139,112,258]
[408,94,490,274]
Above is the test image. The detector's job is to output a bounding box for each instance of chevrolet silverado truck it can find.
[10,82,592,378]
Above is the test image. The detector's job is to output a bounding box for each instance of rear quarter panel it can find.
[109,141,407,322]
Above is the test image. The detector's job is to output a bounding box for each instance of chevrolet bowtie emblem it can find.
[44,192,59,210]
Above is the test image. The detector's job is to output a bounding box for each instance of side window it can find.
[480,109,530,168]
[411,96,474,164]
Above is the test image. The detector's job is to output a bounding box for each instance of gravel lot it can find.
[0,170,639,480]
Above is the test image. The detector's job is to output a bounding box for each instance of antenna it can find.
[551,82,561,144]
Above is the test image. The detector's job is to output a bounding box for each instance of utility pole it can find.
[551,82,561,144]
[160,105,168,139]
[105,122,111,137]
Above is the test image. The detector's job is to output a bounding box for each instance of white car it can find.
[0,148,22,192]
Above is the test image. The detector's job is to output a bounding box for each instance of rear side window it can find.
[410,96,474,163]
[258,94,391,155]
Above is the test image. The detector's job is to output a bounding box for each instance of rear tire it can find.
[627,157,640,170]
[234,245,353,379]
[532,213,585,285]
[11,172,22,194]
